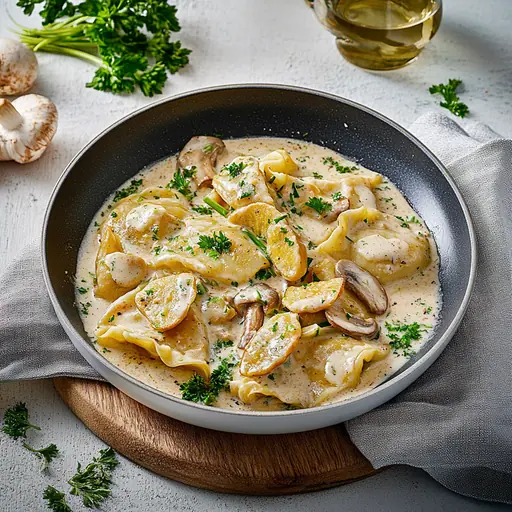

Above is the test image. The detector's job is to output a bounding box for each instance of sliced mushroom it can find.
[323,197,350,223]
[178,136,225,188]
[335,259,388,315]
[233,283,280,349]
[325,299,378,338]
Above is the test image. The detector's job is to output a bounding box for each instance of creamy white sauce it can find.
[75,137,441,411]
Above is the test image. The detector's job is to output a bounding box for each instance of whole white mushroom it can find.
[0,94,58,164]
[0,38,38,95]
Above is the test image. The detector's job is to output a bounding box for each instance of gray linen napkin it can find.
[1,112,511,503]
[347,112,512,504]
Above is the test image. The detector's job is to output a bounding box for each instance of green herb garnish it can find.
[305,197,332,215]
[43,486,72,512]
[242,228,268,257]
[198,231,232,259]
[167,167,196,200]
[429,79,469,118]
[112,179,143,202]
[2,402,41,438]
[16,0,190,97]
[191,205,213,216]
[180,357,236,405]
[24,442,59,471]
[203,197,229,217]
[322,157,358,174]
[312,172,323,179]
[385,321,430,357]
[68,447,119,508]
[255,267,275,280]
[223,161,247,178]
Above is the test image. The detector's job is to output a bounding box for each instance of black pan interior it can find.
[44,86,473,380]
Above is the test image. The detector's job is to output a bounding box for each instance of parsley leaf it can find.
[197,231,232,259]
[305,197,332,215]
[429,79,469,118]
[191,205,213,216]
[24,442,59,471]
[223,161,247,178]
[68,447,119,508]
[167,167,196,200]
[112,179,143,202]
[255,267,276,280]
[43,486,72,512]
[1,402,41,438]
[322,157,358,174]
[385,321,430,357]
[180,357,236,405]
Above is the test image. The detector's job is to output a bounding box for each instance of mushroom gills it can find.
[325,299,379,339]
[335,259,388,315]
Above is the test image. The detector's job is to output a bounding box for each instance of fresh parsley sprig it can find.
[305,197,332,215]
[15,0,191,96]
[180,357,236,405]
[167,167,196,200]
[43,486,73,512]
[24,442,60,471]
[2,402,41,438]
[197,231,232,259]
[429,79,469,118]
[68,447,119,508]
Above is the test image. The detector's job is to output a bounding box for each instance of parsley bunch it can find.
[15,0,191,96]
[429,79,469,118]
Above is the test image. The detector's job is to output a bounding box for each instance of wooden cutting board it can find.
[53,377,380,495]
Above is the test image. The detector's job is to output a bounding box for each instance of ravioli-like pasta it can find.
[294,333,389,405]
[156,216,270,283]
[96,289,209,377]
[77,136,440,413]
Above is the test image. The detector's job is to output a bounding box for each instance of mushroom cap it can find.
[335,259,388,315]
[325,299,379,338]
[0,39,38,95]
[0,94,58,164]
[178,136,225,188]
[238,303,264,349]
[233,283,281,315]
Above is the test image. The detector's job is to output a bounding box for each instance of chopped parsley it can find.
[395,215,421,228]
[112,179,143,202]
[223,161,247,178]
[203,144,214,153]
[323,157,358,174]
[268,373,275,381]
[255,267,276,280]
[153,245,162,255]
[197,231,232,259]
[331,191,343,201]
[110,211,118,218]
[80,302,92,316]
[167,167,196,200]
[77,286,88,295]
[312,172,323,179]
[305,197,332,215]
[152,226,159,240]
[284,237,294,246]
[213,339,234,353]
[274,214,288,223]
[385,321,430,357]
[191,205,213,216]
[180,357,236,405]
[429,79,469,118]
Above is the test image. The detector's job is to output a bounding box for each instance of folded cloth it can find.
[1,112,511,503]
[0,244,101,381]
[347,112,512,504]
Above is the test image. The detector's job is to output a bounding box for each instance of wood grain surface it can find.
[53,377,379,495]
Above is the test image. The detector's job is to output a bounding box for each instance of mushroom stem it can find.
[0,99,23,130]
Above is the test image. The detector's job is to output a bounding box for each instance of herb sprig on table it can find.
[429,79,469,118]
[2,402,60,470]
[14,0,191,96]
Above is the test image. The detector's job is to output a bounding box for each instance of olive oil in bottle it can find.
[314,0,442,70]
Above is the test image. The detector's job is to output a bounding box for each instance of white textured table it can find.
[1,0,511,510]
